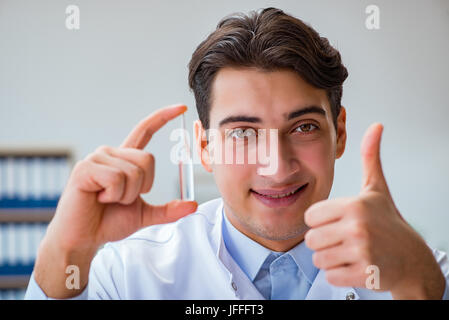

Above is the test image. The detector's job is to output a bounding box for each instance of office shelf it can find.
[0,147,73,158]
[0,275,30,289]
[0,209,55,223]
[0,147,73,299]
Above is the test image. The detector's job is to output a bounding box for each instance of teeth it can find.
[264,188,298,199]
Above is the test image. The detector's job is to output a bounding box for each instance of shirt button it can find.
[345,292,355,300]
[231,282,238,292]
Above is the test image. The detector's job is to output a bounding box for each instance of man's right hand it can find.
[33,104,198,298]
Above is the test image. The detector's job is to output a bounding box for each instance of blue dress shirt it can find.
[222,208,319,299]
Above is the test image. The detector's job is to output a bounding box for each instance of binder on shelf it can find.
[0,155,71,209]
[0,288,26,300]
[0,148,72,298]
[0,222,47,276]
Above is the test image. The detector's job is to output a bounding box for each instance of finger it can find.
[360,123,389,194]
[313,244,358,270]
[103,146,155,194]
[304,197,353,228]
[91,152,144,205]
[305,220,345,251]
[141,199,198,226]
[324,263,365,288]
[75,161,126,203]
[120,104,187,149]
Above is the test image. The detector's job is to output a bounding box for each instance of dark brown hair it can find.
[188,7,348,130]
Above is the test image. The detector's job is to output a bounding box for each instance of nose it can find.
[257,131,300,182]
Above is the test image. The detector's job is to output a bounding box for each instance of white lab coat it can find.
[25,197,449,300]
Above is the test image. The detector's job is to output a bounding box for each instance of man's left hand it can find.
[304,123,446,299]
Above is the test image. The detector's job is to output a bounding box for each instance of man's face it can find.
[195,67,346,251]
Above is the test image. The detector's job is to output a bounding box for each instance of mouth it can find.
[250,183,309,208]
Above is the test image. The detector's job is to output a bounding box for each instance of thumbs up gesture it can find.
[304,123,446,299]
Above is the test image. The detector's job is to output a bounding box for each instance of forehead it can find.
[209,67,331,127]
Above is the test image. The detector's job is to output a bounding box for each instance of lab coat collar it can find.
[211,199,265,299]
[221,207,272,281]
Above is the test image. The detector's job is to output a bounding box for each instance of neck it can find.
[224,206,306,252]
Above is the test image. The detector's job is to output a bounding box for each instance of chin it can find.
[252,198,309,218]
[252,219,309,242]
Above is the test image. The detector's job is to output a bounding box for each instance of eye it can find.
[227,128,257,140]
[294,123,319,133]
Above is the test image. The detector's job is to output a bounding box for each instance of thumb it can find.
[141,199,198,227]
[360,123,389,194]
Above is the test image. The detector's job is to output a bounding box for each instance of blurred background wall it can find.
[1,0,448,254]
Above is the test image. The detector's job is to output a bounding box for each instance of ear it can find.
[194,120,213,172]
[335,106,347,159]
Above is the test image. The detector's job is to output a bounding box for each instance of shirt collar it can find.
[287,238,319,285]
[221,206,319,285]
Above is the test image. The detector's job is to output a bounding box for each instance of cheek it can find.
[212,162,254,200]
[296,140,335,190]
[210,138,256,196]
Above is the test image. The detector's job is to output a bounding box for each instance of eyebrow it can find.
[286,105,326,120]
[218,105,326,127]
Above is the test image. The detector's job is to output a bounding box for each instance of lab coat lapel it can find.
[212,199,265,299]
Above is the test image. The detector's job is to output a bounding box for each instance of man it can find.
[25,7,448,300]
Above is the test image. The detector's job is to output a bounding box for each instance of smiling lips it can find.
[252,183,306,198]
[251,183,308,208]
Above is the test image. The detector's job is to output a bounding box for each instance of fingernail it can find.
[185,201,198,211]
[170,104,187,111]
